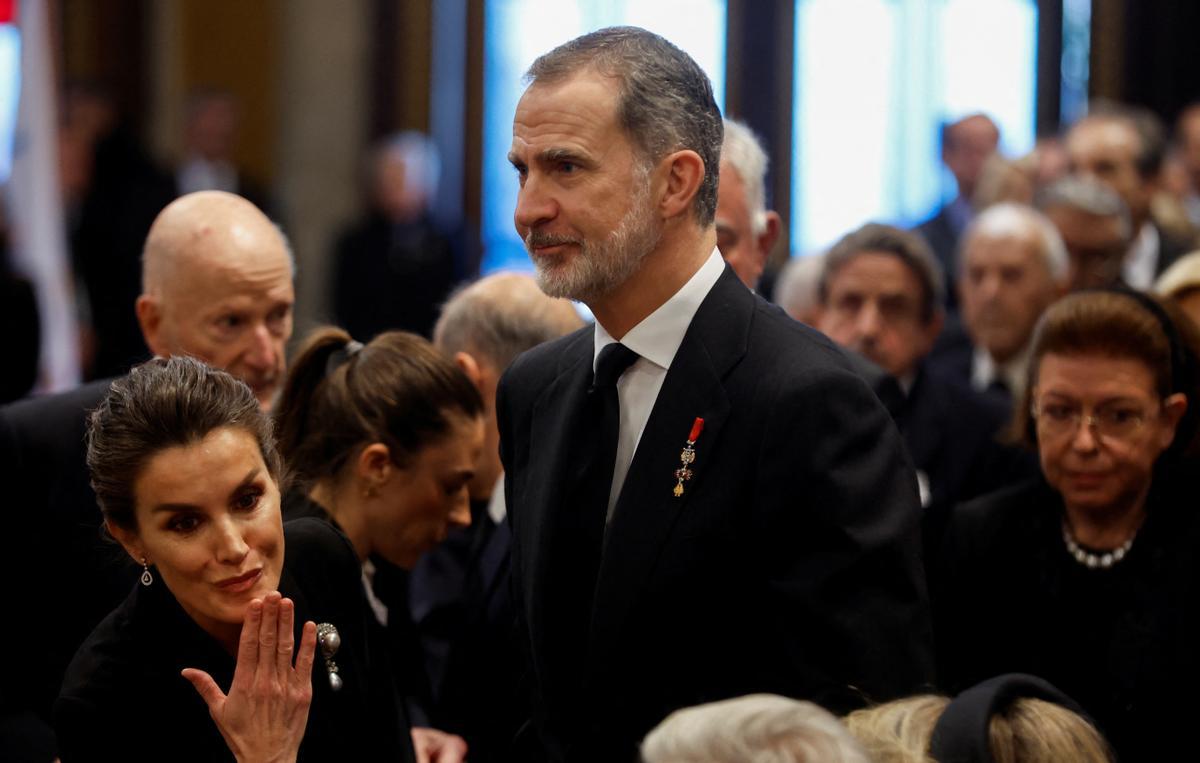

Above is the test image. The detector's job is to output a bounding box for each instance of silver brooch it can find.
[316,622,343,692]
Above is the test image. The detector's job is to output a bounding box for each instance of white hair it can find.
[641,694,872,763]
[960,202,1069,283]
[721,118,770,234]
[774,253,826,323]
[375,130,441,200]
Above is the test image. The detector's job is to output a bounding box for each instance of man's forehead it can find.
[511,73,621,151]
[1069,119,1138,156]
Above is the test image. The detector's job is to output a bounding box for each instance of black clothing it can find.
[54,519,415,762]
[498,265,935,761]
[935,475,1200,760]
[333,213,461,341]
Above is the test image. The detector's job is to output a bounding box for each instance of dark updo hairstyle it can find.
[1014,289,1200,459]
[273,327,483,490]
[87,356,282,532]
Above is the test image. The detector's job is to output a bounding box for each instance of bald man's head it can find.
[136,191,295,408]
[435,272,583,499]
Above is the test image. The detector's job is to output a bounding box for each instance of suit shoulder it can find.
[0,379,115,437]
[950,478,1047,539]
[745,298,862,380]
[503,324,591,388]
[284,517,360,578]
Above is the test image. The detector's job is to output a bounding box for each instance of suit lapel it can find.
[519,332,595,666]
[586,268,752,672]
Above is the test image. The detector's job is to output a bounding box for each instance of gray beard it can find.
[527,181,661,304]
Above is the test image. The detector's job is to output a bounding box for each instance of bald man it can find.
[137,191,294,408]
[0,191,293,754]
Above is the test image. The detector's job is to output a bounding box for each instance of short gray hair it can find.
[433,272,584,372]
[721,118,770,234]
[525,26,723,226]
[821,223,945,322]
[775,253,825,322]
[961,202,1070,283]
[641,694,871,763]
[1035,175,1132,242]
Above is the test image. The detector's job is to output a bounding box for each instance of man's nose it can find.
[514,175,557,233]
[243,324,278,372]
[855,302,883,339]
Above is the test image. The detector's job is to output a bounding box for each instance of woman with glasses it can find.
[933,289,1200,761]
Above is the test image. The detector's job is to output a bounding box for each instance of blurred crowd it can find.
[5,24,1200,763]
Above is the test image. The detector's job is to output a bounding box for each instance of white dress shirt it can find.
[1123,221,1159,290]
[971,341,1032,400]
[593,248,726,519]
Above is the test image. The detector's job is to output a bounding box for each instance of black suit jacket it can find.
[497,266,935,761]
[0,379,135,755]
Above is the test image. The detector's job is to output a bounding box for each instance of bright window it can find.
[481,0,726,274]
[790,0,1038,255]
[0,24,20,184]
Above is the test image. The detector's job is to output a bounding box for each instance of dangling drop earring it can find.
[140,557,153,586]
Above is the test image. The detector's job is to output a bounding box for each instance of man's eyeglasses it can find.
[1030,400,1156,441]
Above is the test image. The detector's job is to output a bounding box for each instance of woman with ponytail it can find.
[274,326,484,760]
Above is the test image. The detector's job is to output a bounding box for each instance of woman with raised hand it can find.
[54,356,413,761]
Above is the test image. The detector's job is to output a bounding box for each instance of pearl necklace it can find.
[1061,524,1136,569]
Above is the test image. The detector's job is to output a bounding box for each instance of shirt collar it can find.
[1123,221,1159,289]
[594,248,726,372]
[972,341,1032,395]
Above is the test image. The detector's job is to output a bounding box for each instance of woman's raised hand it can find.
[182,592,317,763]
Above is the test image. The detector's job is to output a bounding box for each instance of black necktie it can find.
[581,343,639,563]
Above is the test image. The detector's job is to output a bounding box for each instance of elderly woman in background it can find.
[54,357,414,762]
[273,326,484,761]
[934,290,1200,760]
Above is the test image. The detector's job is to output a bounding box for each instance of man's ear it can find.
[756,211,783,261]
[135,295,167,357]
[453,351,484,392]
[106,520,144,566]
[658,150,706,220]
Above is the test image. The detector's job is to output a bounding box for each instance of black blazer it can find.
[497,266,935,761]
[0,379,134,748]
[915,205,961,312]
[54,519,415,762]
[934,475,1200,760]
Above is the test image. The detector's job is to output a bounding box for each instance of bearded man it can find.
[497,27,933,762]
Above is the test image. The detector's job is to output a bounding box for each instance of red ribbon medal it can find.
[673,417,705,497]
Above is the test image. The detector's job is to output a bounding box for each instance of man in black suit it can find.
[498,27,933,761]
[914,113,1000,312]
[815,223,1033,548]
[930,203,1068,412]
[0,191,293,759]
[1066,105,1196,288]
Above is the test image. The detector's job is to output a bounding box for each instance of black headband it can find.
[1103,286,1192,396]
[929,674,1094,763]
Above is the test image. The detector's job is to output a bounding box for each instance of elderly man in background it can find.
[816,224,1027,536]
[929,203,1068,409]
[1066,105,1194,287]
[915,113,1001,309]
[1036,175,1132,291]
[0,191,294,759]
[714,118,782,291]
[408,273,583,760]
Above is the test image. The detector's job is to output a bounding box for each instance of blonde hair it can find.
[642,694,871,763]
[845,695,1113,763]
